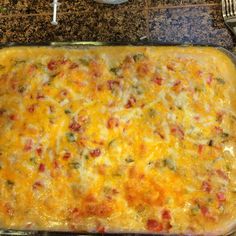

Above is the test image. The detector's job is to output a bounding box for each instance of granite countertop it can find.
[0,0,234,48]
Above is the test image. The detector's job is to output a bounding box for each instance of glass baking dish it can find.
[0,42,235,236]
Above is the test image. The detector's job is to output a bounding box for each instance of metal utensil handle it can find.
[51,0,60,25]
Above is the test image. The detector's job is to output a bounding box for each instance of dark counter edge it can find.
[0,41,222,48]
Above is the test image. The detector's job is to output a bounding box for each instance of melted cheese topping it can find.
[0,46,236,234]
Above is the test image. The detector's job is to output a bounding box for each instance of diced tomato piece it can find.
[60,89,68,96]
[69,62,78,69]
[28,104,36,113]
[38,163,45,172]
[146,219,163,232]
[162,209,171,220]
[53,160,59,169]
[93,140,105,145]
[173,80,181,86]
[197,70,203,76]
[86,202,112,217]
[97,164,107,175]
[72,207,79,214]
[206,75,213,85]
[92,70,102,78]
[24,139,33,151]
[107,117,119,129]
[152,76,163,85]
[214,126,223,134]
[200,206,210,218]
[69,121,81,132]
[90,148,101,157]
[28,64,37,74]
[112,189,119,195]
[60,58,68,65]
[85,194,96,202]
[198,144,204,154]
[216,169,228,180]
[70,207,81,220]
[96,225,105,234]
[0,109,6,115]
[36,147,42,156]
[125,96,136,108]
[11,80,17,90]
[47,60,57,70]
[90,61,102,78]
[36,93,45,99]
[171,125,184,140]
[4,203,14,217]
[107,80,120,90]
[33,181,43,190]
[96,84,103,91]
[194,115,200,121]
[201,181,211,193]
[63,152,71,160]
[77,115,89,124]
[216,192,226,202]
[9,114,17,121]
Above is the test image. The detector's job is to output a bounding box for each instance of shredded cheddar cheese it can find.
[0,46,236,235]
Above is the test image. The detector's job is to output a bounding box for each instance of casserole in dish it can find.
[0,45,236,235]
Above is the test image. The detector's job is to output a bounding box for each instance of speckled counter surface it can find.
[0,0,234,48]
[0,1,235,236]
